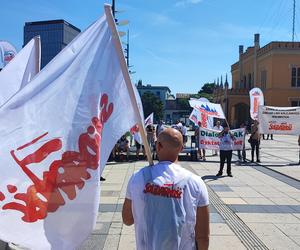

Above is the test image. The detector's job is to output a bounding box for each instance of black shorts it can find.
[135,140,143,150]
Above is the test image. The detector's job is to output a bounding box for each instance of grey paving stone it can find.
[78,234,106,250]
[210,213,225,223]
[91,222,111,235]
[210,184,233,192]
[101,191,121,196]
[228,204,300,213]
[209,204,218,213]
[98,204,118,212]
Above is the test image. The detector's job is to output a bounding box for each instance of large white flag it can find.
[249,87,264,120]
[0,6,139,250]
[189,99,225,119]
[0,36,41,106]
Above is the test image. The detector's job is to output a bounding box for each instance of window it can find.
[291,67,300,87]
[248,73,252,89]
[291,100,300,107]
[261,70,267,89]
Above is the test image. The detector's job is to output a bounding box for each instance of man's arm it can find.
[195,205,210,250]
[122,198,134,226]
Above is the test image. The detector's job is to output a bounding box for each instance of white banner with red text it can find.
[258,106,300,135]
[249,87,264,120]
[0,8,139,250]
[199,127,245,150]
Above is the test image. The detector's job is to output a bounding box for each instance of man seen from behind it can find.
[122,128,210,250]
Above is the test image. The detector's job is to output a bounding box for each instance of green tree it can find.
[199,83,216,94]
[141,92,163,121]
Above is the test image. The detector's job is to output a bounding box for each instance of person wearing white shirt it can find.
[212,121,223,156]
[122,128,210,250]
[216,125,235,177]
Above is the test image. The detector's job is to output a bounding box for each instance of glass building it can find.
[24,20,81,68]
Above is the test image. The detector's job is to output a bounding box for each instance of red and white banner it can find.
[0,7,139,250]
[249,87,264,120]
[144,112,154,127]
[199,127,245,150]
[189,99,225,119]
[0,36,41,106]
[258,106,300,135]
[189,108,213,129]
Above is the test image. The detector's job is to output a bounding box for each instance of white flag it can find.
[130,85,145,145]
[189,99,225,119]
[0,7,139,250]
[249,87,264,120]
[145,112,154,127]
[0,36,41,106]
[0,40,17,68]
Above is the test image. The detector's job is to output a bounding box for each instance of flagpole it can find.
[34,36,41,74]
[104,4,154,165]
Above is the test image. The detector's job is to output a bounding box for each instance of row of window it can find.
[236,67,300,89]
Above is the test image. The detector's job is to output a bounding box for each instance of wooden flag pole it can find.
[104,4,154,166]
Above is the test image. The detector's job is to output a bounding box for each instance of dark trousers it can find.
[238,149,246,161]
[250,139,260,161]
[219,150,232,174]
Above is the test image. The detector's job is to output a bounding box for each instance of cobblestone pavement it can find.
[1,135,300,249]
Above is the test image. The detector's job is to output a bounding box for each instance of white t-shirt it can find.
[219,133,234,151]
[213,125,223,131]
[126,161,209,250]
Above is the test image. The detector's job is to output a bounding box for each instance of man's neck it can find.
[158,158,178,164]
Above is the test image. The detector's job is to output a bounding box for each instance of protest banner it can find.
[189,108,213,129]
[0,36,40,106]
[189,99,225,119]
[199,127,245,150]
[0,5,146,249]
[145,112,154,127]
[249,87,264,120]
[259,106,300,135]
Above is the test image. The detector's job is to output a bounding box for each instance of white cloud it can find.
[175,0,203,7]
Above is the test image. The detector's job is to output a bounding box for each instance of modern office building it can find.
[213,34,300,127]
[24,20,81,68]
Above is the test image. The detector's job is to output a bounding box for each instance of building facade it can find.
[24,20,81,68]
[214,34,300,127]
[136,81,172,108]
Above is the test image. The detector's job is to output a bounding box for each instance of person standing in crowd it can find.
[116,135,130,160]
[212,121,223,156]
[181,122,188,147]
[195,121,206,161]
[156,120,165,138]
[216,125,235,177]
[237,123,247,163]
[122,128,210,250]
[146,124,156,151]
[250,120,260,163]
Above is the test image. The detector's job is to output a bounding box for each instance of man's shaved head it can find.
[158,128,183,149]
[156,128,183,162]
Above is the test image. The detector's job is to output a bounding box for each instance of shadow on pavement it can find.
[202,175,226,181]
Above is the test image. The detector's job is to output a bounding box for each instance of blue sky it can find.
[0,0,297,94]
